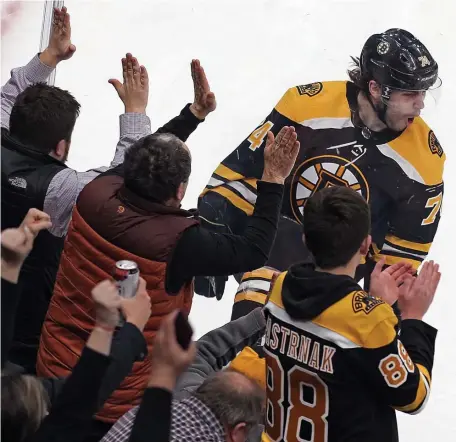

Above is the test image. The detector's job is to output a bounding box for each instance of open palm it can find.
[369,259,415,305]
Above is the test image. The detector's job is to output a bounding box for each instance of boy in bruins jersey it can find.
[197,28,445,299]
[261,186,440,442]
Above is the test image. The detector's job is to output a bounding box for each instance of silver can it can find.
[113,260,139,299]
[113,260,139,327]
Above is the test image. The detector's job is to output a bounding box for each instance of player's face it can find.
[384,90,426,131]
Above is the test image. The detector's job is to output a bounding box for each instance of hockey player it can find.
[197,28,445,298]
[262,186,440,442]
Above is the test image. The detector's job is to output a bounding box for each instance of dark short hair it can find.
[9,83,80,153]
[347,56,372,92]
[303,186,371,269]
[124,133,191,203]
[193,371,265,434]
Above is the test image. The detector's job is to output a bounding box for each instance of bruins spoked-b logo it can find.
[428,130,443,157]
[296,82,323,97]
[290,155,370,223]
[352,291,384,315]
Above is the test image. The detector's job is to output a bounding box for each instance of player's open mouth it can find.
[407,118,414,124]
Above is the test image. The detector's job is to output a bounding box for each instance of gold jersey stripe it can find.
[268,277,397,348]
[243,177,258,190]
[372,252,421,270]
[385,234,432,254]
[242,267,276,282]
[200,186,254,215]
[267,271,287,309]
[234,291,268,305]
[312,294,398,348]
[395,364,431,413]
[214,164,245,181]
[416,363,431,385]
[387,118,445,186]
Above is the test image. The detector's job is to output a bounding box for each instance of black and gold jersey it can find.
[229,267,275,389]
[262,265,437,442]
[198,81,445,282]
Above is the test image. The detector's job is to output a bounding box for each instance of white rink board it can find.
[5,0,456,439]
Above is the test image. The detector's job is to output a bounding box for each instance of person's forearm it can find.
[175,308,265,397]
[399,319,437,371]
[155,103,204,142]
[240,180,284,254]
[1,54,54,130]
[197,307,265,370]
[166,181,283,293]
[32,347,111,441]
[96,323,147,407]
[1,278,21,369]
[109,113,152,168]
[148,366,178,392]
[86,326,114,357]
[1,262,21,283]
[129,387,172,442]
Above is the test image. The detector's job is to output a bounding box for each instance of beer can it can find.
[113,260,140,299]
[113,260,140,327]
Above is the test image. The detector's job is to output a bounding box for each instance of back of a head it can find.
[1,374,48,442]
[123,133,191,203]
[303,186,370,269]
[193,371,265,436]
[9,83,80,154]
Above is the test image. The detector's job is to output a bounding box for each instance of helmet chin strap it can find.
[366,85,391,128]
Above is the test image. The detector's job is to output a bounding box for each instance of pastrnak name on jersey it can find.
[265,315,336,374]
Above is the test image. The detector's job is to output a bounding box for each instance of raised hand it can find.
[91,280,122,330]
[148,310,196,391]
[189,59,216,120]
[1,208,52,283]
[40,6,76,68]
[120,278,152,332]
[369,259,414,305]
[109,53,149,114]
[262,126,300,184]
[398,261,441,320]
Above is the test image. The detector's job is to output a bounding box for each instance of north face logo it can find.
[8,176,27,189]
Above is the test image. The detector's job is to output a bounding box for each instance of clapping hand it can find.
[109,53,149,114]
[189,59,216,120]
[41,6,76,68]
[369,259,415,305]
[262,127,300,185]
[398,261,441,320]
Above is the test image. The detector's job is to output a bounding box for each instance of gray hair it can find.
[193,371,265,435]
[1,374,49,442]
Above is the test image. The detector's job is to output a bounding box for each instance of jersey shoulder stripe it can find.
[234,267,277,305]
[275,81,351,123]
[387,117,445,186]
[267,273,398,349]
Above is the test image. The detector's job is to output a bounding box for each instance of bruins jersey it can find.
[229,267,276,389]
[198,81,445,287]
[262,266,437,442]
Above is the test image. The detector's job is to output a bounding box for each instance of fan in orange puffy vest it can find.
[36,167,198,423]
